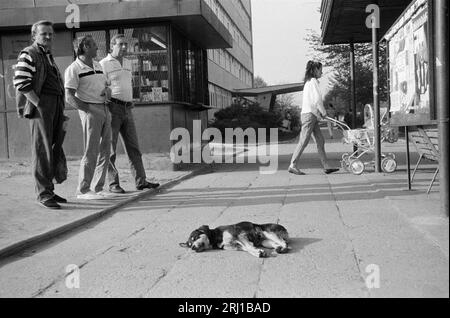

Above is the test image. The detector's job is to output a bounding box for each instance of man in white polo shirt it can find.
[65,35,112,200]
[100,34,159,194]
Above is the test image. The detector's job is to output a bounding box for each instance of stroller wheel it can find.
[381,157,397,173]
[341,159,350,171]
[388,153,396,160]
[349,159,365,175]
[341,154,350,171]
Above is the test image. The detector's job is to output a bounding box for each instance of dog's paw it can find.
[258,249,268,258]
[275,246,289,254]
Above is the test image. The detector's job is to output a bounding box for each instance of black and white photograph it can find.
[0,0,448,305]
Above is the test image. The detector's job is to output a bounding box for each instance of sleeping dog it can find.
[179,222,289,258]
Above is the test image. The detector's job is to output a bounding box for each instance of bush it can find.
[209,103,282,142]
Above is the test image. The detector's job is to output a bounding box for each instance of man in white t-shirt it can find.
[65,35,112,200]
[100,34,159,194]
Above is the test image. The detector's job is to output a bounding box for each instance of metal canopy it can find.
[321,0,413,44]
[233,83,304,97]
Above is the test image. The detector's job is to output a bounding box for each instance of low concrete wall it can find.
[65,105,174,157]
[2,104,207,159]
[131,105,172,154]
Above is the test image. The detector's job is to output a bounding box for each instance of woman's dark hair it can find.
[304,61,323,82]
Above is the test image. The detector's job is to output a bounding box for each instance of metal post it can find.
[350,42,357,129]
[405,127,412,190]
[0,37,9,159]
[372,26,381,172]
[350,42,358,153]
[434,0,449,216]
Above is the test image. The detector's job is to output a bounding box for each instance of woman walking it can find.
[288,61,339,175]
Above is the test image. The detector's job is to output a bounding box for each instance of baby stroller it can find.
[325,105,399,175]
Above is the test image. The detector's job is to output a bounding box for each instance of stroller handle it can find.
[324,116,351,130]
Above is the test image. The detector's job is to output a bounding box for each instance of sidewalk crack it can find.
[31,246,115,297]
[144,268,169,296]
[127,227,146,239]
[326,176,371,297]
[253,259,265,298]
[215,172,260,220]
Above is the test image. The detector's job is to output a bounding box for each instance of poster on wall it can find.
[387,1,433,126]
[413,8,430,111]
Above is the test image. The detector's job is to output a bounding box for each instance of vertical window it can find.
[124,26,169,103]
[172,28,209,105]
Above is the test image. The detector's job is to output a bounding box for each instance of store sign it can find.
[387,1,433,126]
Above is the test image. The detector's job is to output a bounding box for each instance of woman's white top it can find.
[301,78,327,117]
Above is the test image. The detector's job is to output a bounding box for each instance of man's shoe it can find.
[97,190,118,198]
[109,185,125,194]
[324,168,340,175]
[39,198,61,209]
[53,194,67,203]
[288,166,306,175]
[137,181,160,190]
[76,191,107,200]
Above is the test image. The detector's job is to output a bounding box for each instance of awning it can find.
[0,0,232,49]
[172,102,212,112]
[233,83,304,112]
[320,0,413,44]
[233,83,304,97]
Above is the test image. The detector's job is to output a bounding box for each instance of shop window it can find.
[124,26,169,103]
[74,25,169,103]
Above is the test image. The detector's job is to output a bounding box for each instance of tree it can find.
[254,75,268,88]
[209,102,282,140]
[276,93,295,109]
[274,93,299,130]
[253,77,301,131]
[305,30,388,123]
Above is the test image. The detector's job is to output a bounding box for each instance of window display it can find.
[124,26,169,103]
[75,25,169,103]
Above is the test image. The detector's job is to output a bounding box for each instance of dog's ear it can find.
[199,225,210,232]
[179,242,189,248]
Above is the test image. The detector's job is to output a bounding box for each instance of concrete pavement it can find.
[0,129,447,298]
[0,153,202,259]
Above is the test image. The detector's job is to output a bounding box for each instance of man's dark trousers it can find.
[107,101,147,189]
[30,94,65,202]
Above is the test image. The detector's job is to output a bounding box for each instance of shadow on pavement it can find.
[288,237,322,253]
[127,178,436,211]
[208,150,429,173]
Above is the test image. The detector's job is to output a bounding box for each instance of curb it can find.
[0,167,210,261]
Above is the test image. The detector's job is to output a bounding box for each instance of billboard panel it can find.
[388,2,433,126]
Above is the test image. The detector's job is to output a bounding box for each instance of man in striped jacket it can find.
[13,20,66,209]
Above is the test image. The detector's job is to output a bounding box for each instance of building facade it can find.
[0,0,253,159]
[205,0,254,118]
